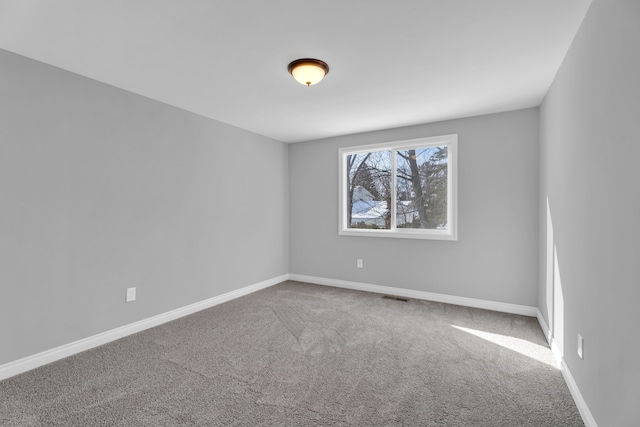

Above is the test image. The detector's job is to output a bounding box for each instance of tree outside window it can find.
[339,135,457,240]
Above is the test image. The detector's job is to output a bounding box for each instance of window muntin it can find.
[339,135,457,240]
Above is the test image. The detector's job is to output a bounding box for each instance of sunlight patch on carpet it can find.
[451,325,558,368]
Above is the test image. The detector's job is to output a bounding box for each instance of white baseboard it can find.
[0,274,287,381]
[289,274,538,317]
[559,354,598,427]
[536,309,552,345]
[294,275,599,426]
[535,309,597,427]
[0,272,599,427]
[550,338,563,366]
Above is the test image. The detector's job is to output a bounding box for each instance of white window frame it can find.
[338,134,458,240]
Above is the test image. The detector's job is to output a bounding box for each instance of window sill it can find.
[338,228,457,241]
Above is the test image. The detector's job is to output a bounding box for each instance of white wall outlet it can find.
[357,259,363,268]
[126,287,136,303]
[578,333,584,359]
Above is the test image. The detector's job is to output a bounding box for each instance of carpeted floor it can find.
[0,281,583,426]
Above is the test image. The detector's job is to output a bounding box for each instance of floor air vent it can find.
[382,295,410,302]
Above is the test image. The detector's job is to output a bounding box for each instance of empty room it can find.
[1,0,638,426]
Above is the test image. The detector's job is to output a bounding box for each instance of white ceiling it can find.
[0,0,592,143]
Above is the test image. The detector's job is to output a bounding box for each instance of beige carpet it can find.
[0,281,583,426]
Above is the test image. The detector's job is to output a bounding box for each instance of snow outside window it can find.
[339,135,457,240]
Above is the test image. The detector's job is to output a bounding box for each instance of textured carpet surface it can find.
[1,281,583,426]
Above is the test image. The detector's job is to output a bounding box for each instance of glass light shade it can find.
[288,59,329,86]
[291,64,326,86]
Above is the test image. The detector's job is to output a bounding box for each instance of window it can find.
[339,134,457,240]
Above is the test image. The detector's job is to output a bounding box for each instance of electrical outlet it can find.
[126,287,136,303]
[357,259,363,269]
[578,333,584,359]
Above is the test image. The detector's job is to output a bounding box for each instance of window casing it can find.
[339,134,457,240]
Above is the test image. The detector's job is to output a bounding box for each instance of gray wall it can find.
[290,108,539,306]
[539,0,640,425]
[0,49,289,365]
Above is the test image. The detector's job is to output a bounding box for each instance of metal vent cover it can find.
[382,295,410,302]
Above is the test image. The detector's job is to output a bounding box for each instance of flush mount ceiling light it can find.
[287,58,330,86]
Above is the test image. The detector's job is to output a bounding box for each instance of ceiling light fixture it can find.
[287,58,329,86]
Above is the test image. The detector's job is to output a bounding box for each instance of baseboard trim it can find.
[289,274,538,317]
[0,273,599,427]
[535,310,597,427]
[0,274,287,381]
[292,275,598,426]
[559,356,598,427]
[536,309,552,345]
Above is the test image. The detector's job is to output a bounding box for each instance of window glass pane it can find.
[346,150,392,229]
[395,146,448,230]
